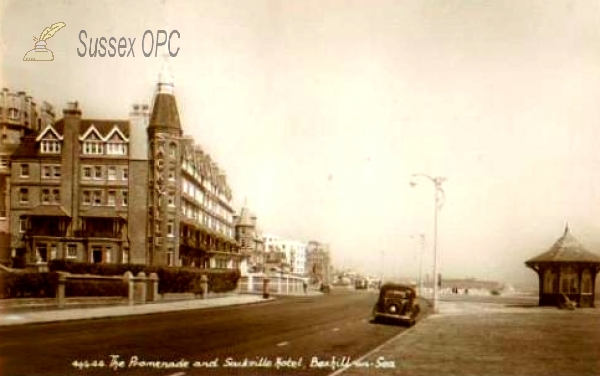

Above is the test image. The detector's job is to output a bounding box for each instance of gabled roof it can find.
[79,120,130,140]
[35,124,63,142]
[525,225,600,265]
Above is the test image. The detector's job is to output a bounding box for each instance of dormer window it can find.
[41,140,61,154]
[106,141,128,156]
[83,140,103,155]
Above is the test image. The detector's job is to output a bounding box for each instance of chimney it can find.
[63,101,82,117]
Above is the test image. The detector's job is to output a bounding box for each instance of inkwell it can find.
[23,22,66,61]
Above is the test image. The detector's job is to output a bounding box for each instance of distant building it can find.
[306,241,331,284]
[0,89,55,265]
[233,205,265,274]
[261,234,307,275]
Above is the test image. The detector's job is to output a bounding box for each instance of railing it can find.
[238,274,306,295]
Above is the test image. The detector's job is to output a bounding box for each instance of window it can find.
[41,140,61,154]
[35,245,47,263]
[67,245,77,259]
[50,244,57,260]
[19,188,29,204]
[582,270,592,294]
[121,190,128,206]
[169,143,177,158]
[559,267,579,294]
[167,248,174,266]
[82,190,91,205]
[106,142,127,156]
[94,166,102,179]
[122,247,129,263]
[53,166,61,178]
[168,169,175,182]
[20,164,29,177]
[82,166,92,179]
[167,220,175,237]
[53,189,60,203]
[92,190,102,206]
[105,247,112,263]
[543,269,556,294]
[42,165,52,178]
[41,189,51,204]
[167,194,175,207]
[108,166,117,180]
[122,167,128,180]
[107,190,116,206]
[8,108,19,120]
[0,156,8,169]
[83,141,103,155]
[19,216,27,233]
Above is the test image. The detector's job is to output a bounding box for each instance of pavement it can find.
[0,294,275,327]
[333,296,600,376]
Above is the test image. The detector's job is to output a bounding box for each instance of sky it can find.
[2,0,600,288]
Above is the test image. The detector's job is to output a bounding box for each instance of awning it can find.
[79,207,127,220]
[27,205,71,217]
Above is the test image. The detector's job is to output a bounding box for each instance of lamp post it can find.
[410,174,446,313]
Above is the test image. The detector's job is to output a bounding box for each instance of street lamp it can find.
[410,174,446,313]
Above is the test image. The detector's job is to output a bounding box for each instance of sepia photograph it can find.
[1,0,600,375]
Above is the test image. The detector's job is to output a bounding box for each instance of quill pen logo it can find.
[23,22,66,61]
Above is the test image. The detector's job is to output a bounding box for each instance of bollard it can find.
[147,273,159,302]
[262,278,270,299]
[200,275,208,299]
[248,275,253,293]
[56,272,69,309]
[124,271,134,305]
[134,272,147,303]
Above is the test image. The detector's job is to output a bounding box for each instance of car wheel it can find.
[372,306,383,323]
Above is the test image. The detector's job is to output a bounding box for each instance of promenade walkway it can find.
[333,298,600,376]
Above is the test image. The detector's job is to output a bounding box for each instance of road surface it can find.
[0,288,418,376]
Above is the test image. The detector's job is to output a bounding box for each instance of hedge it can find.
[65,279,128,298]
[48,260,241,294]
[0,272,59,299]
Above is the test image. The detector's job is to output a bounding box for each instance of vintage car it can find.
[372,283,420,326]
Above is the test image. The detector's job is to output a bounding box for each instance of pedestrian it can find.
[303,281,307,294]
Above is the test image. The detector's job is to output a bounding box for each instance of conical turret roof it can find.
[149,57,181,131]
[236,206,255,227]
[525,225,600,265]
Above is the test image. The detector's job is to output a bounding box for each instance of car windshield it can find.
[384,290,408,299]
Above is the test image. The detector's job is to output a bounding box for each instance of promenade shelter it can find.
[525,226,600,308]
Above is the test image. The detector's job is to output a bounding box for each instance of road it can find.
[0,288,419,376]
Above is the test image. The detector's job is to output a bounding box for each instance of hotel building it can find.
[7,74,241,269]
